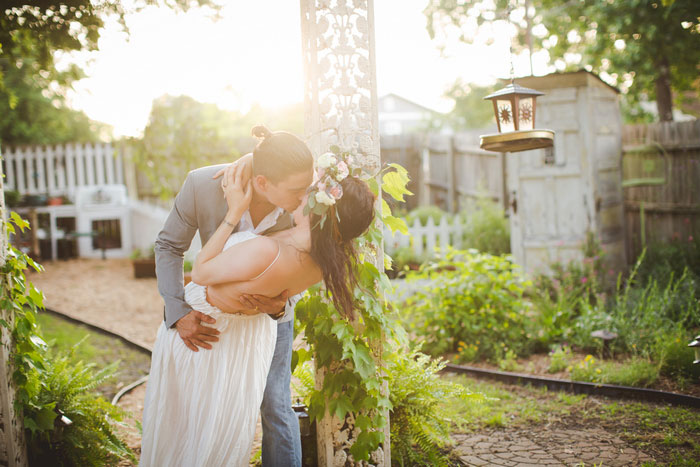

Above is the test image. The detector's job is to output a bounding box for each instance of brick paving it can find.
[453,429,655,466]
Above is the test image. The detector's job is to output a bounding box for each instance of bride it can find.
[140,149,375,466]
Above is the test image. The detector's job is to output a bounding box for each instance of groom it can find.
[155,129,314,467]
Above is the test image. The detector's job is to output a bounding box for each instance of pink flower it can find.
[316,168,326,180]
[329,184,343,200]
[336,161,349,181]
[685,218,690,224]
[581,277,588,284]
[690,236,694,242]
[317,182,327,192]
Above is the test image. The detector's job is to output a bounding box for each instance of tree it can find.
[424,0,700,121]
[443,81,497,130]
[133,95,304,199]
[0,0,219,145]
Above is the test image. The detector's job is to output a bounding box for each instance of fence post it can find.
[447,136,456,213]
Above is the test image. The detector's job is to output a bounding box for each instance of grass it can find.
[445,374,700,464]
[570,356,660,387]
[36,311,151,398]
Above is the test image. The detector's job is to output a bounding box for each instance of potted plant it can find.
[131,246,156,278]
[4,189,21,207]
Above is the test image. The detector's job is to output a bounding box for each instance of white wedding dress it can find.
[140,231,278,467]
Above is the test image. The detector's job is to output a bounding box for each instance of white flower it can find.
[317,152,337,169]
[315,190,336,205]
[336,161,349,181]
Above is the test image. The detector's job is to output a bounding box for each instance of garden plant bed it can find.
[447,352,700,399]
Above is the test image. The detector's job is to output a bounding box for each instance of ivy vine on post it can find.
[295,145,412,463]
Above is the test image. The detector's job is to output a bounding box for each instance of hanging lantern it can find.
[480,82,554,153]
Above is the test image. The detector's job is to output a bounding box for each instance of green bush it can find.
[634,239,700,298]
[459,196,510,255]
[387,348,480,467]
[403,249,533,361]
[405,205,452,227]
[656,333,700,381]
[547,345,573,373]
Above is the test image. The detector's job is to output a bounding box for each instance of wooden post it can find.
[0,154,29,467]
[300,0,389,464]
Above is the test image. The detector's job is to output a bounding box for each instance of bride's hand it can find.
[222,164,253,220]
[213,153,253,186]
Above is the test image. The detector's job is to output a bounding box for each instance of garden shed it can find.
[505,70,626,276]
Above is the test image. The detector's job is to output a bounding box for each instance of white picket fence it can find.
[384,216,467,257]
[2,143,125,196]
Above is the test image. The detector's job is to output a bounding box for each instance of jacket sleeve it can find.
[155,171,198,328]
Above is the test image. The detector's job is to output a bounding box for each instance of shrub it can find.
[656,333,700,381]
[459,196,510,255]
[403,249,533,361]
[547,345,573,373]
[634,239,700,298]
[405,206,452,227]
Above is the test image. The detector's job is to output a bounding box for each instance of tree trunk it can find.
[655,55,674,122]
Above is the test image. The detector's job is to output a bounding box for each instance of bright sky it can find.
[60,0,550,138]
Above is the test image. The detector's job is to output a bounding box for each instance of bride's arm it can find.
[192,163,256,284]
[191,237,279,286]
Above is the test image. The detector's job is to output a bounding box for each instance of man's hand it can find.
[240,290,289,318]
[175,309,220,351]
[213,153,253,189]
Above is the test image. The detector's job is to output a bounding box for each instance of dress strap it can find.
[251,240,281,280]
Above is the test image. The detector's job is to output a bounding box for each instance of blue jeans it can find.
[261,319,301,467]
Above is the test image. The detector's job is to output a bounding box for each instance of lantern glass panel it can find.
[518,97,534,131]
[496,99,515,133]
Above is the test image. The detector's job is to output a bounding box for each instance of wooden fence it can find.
[383,216,468,258]
[380,131,505,214]
[424,131,505,213]
[1,143,125,196]
[622,120,700,263]
[380,134,423,212]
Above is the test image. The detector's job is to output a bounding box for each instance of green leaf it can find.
[384,215,409,236]
[351,344,375,379]
[35,406,58,431]
[9,211,30,232]
[382,170,413,202]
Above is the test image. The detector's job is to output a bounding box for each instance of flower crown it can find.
[303,147,363,229]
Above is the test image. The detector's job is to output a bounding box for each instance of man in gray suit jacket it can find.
[155,129,314,467]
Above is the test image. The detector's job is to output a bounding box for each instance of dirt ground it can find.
[31,258,164,350]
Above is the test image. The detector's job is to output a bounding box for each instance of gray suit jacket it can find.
[155,164,293,328]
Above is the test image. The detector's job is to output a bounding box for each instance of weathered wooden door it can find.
[507,72,625,275]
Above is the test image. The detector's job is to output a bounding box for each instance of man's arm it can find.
[155,170,220,351]
[155,170,198,327]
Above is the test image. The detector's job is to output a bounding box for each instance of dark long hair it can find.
[309,176,375,319]
[251,125,313,183]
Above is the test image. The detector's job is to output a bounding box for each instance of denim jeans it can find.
[261,319,301,467]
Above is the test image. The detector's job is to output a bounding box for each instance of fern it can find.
[388,347,481,466]
[26,342,135,466]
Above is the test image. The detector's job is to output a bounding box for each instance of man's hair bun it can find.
[251,125,272,140]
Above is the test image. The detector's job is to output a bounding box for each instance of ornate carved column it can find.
[0,159,29,467]
[300,1,389,465]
